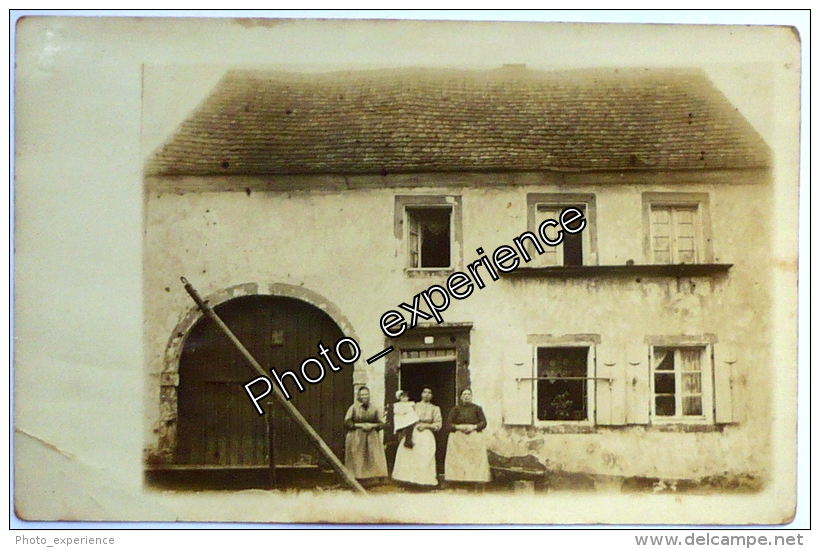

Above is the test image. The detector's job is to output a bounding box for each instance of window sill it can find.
[644,422,724,433]
[405,268,455,278]
[650,416,714,426]
[500,263,732,279]
[504,423,727,434]
[517,422,597,434]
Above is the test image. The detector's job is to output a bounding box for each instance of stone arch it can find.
[154,282,363,463]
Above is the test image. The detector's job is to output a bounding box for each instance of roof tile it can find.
[146,67,771,176]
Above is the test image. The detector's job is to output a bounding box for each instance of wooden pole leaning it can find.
[180,277,367,495]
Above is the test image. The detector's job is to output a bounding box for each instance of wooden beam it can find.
[500,263,732,278]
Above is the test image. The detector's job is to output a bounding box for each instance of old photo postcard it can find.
[13,15,802,524]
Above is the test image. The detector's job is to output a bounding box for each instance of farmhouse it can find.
[143,65,772,491]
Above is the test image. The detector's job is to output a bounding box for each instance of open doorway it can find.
[383,324,472,477]
[399,360,457,473]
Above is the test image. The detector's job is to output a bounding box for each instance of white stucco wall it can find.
[143,169,773,484]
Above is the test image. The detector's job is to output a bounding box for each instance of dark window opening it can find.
[654,350,676,416]
[562,205,585,266]
[407,207,452,268]
[536,347,588,421]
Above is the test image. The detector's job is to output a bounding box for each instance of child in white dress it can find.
[393,390,420,448]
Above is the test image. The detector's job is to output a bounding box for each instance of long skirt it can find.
[444,430,492,483]
[392,429,438,486]
[345,430,388,479]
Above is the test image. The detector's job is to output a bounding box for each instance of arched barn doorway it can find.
[175,295,353,483]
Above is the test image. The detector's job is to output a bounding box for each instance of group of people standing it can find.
[343,386,492,488]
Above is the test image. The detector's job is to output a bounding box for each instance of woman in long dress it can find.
[343,386,388,480]
[444,388,492,484]
[392,387,442,486]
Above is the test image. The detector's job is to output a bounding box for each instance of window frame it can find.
[394,195,462,274]
[534,345,594,424]
[642,192,713,265]
[649,343,715,425]
[526,193,598,267]
[525,336,600,427]
[405,205,454,270]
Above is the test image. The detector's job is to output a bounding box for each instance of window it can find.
[394,195,462,272]
[536,346,591,421]
[651,347,710,420]
[502,336,600,427]
[643,193,713,264]
[407,206,452,268]
[534,204,585,266]
[527,194,597,267]
[650,205,699,264]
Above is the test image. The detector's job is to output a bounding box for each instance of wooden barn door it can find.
[176,295,352,472]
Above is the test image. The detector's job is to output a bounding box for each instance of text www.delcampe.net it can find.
[635,534,805,547]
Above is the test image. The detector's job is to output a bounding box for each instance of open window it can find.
[406,206,452,269]
[503,336,604,427]
[527,193,597,267]
[536,346,593,421]
[395,195,462,273]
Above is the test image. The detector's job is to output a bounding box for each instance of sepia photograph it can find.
[13,14,803,525]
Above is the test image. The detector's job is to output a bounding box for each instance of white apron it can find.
[392,428,438,486]
[444,430,492,482]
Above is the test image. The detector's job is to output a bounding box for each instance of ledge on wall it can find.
[500,264,732,279]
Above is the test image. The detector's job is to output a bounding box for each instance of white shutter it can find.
[407,210,420,268]
[503,360,533,425]
[713,342,737,424]
[672,207,698,264]
[595,345,626,425]
[534,206,561,266]
[651,207,672,264]
[626,344,650,424]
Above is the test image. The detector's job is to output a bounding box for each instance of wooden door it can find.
[175,295,352,469]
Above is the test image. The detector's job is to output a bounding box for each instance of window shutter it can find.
[407,211,420,268]
[626,344,650,424]
[503,360,533,425]
[534,206,561,266]
[672,207,698,264]
[651,207,672,264]
[595,346,626,425]
[713,342,737,424]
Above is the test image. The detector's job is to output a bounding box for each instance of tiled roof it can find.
[145,67,771,176]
